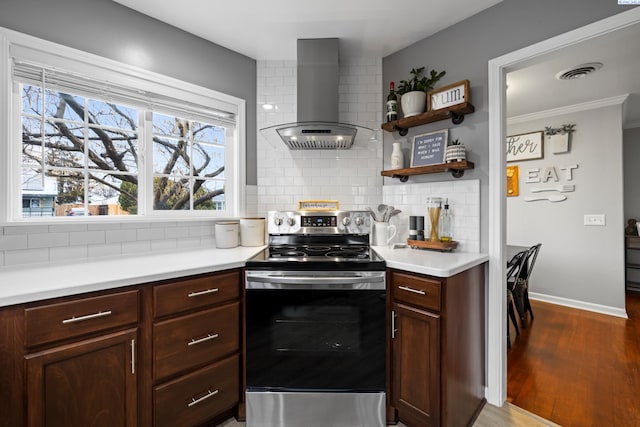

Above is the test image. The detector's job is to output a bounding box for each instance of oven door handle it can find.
[245,274,385,289]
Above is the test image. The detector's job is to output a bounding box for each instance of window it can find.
[151,112,227,212]
[2,30,245,222]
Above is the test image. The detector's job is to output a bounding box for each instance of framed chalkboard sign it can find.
[411,129,448,167]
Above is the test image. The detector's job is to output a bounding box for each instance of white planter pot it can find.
[445,144,466,163]
[548,133,570,154]
[400,91,427,118]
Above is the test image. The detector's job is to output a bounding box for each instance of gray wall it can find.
[507,105,625,311]
[382,0,636,252]
[624,127,640,221]
[0,0,258,185]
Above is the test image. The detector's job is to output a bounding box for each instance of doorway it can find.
[486,7,640,406]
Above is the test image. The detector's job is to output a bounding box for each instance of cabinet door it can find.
[392,302,440,427]
[25,328,138,427]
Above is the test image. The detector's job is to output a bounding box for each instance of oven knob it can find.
[342,217,351,226]
[287,217,296,226]
[354,216,364,226]
[274,216,283,226]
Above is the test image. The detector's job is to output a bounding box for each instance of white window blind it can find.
[12,58,237,128]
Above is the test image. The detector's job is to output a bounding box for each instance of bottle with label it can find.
[386,82,398,122]
[439,199,453,242]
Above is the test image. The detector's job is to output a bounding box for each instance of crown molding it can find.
[507,94,629,124]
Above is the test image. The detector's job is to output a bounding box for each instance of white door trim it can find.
[486,6,640,406]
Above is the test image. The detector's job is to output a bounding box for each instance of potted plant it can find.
[397,67,446,117]
[444,138,466,163]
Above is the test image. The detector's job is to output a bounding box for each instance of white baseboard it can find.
[529,292,628,319]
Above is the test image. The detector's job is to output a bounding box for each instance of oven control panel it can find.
[268,211,371,235]
[301,215,337,228]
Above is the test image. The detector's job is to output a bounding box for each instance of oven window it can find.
[246,288,385,392]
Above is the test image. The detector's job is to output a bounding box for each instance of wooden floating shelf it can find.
[381,160,474,181]
[381,102,475,135]
[407,239,459,252]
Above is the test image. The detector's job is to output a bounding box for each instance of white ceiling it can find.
[113,0,639,127]
[112,0,503,60]
[506,21,640,128]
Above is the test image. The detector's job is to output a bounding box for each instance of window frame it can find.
[0,27,246,223]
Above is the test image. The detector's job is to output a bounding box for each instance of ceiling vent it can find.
[555,62,603,80]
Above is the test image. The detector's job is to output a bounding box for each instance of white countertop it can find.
[0,246,265,307]
[372,246,488,277]
[0,245,488,307]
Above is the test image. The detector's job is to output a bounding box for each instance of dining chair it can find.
[512,243,542,328]
[506,250,527,348]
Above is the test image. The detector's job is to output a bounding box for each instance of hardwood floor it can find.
[507,291,640,427]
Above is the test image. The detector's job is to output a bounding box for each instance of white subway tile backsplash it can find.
[88,243,123,258]
[121,240,152,255]
[87,222,123,231]
[0,234,28,251]
[28,232,69,249]
[176,237,202,249]
[151,239,178,252]
[5,225,49,235]
[165,226,190,239]
[137,228,166,241]
[121,222,150,230]
[106,229,138,244]
[383,179,480,252]
[48,224,88,233]
[50,245,88,262]
[69,230,106,246]
[5,248,49,266]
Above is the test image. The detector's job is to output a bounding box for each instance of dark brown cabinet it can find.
[18,289,141,427]
[151,270,242,427]
[388,264,486,427]
[392,302,441,427]
[0,268,243,427]
[25,328,138,427]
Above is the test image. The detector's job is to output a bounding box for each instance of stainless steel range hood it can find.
[260,39,371,150]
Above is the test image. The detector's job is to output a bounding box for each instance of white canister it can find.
[215,221,239,249]
[240,217,265,246]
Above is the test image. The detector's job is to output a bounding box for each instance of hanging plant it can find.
[544,123,576,136]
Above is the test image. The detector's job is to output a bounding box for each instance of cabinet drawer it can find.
[391,272,441,312]
[154,302,239,381]
[154,270,240,318]
[24,290,139,347]
[154,354,239,427]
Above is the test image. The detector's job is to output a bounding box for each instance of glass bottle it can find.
[386,82,398,122]
[439,199,453,242]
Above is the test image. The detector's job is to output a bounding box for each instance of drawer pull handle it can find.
[188,389,219,407]
[398,285,426,295]
[187,333,219,346]
[62,310,112,324]
[188,288,219,297]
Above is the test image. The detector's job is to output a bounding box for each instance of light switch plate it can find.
[584,214,606,226]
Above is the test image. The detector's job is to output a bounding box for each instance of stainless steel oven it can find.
[244,211,386,427]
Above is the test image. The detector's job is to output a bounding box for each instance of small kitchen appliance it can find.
[244,210,386,427]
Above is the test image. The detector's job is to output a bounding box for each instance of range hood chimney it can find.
[261,38,369,150]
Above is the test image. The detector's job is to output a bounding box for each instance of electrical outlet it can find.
[584,214,606,226]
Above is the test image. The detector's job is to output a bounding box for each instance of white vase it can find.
[400,91,427,117]
[391,142,404,169]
